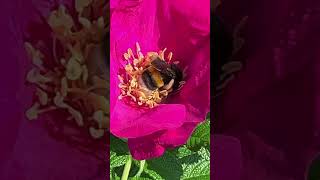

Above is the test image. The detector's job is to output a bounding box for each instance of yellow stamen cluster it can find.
[25,0,109,139]
[118,43,174,108]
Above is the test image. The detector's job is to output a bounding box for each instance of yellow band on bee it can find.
[147,67,164,88]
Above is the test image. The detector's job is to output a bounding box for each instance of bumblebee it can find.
[141,55,183,92]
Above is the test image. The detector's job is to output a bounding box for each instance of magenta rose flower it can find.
[110,0,210,160]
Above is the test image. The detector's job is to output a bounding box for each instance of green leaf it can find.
[110,134,131,180]
[307,153,320,180]
[110,134,129,155]
[130,177,153,180]
[180,147,210,180]
[186,119,210,151]
[143,168,163,180]
[183,175,210,180]
[111,154,131,169]
[146,151,183,180]
[109,117,211,180]
[176,146,193,158]
[110,153,131,180]
[110,173,120,180]
[206,112,210,120]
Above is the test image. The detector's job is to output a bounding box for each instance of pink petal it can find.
[171,38,210,123]
[0,0,35,172]
[128,131,166,160]
[213,135,242,180]
[156,0,210,68]
[0,103,22,171]
[128,122,197,160]
[111,101,186,138]
[110,0,160,114]
[158,122,198,147]
[111,0,142,10]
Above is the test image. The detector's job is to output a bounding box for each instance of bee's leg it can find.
[159,90,169,96]
[162,79,175,90]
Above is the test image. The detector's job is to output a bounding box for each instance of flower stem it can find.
[134,160,146,177]
[121,156,132,180]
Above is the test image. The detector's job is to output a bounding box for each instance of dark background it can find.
[212,0,320,179]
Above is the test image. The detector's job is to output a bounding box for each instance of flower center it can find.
[118,43,185,108]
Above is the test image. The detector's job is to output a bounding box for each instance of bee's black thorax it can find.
[170,64,183,90]
[141,57,183,91]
